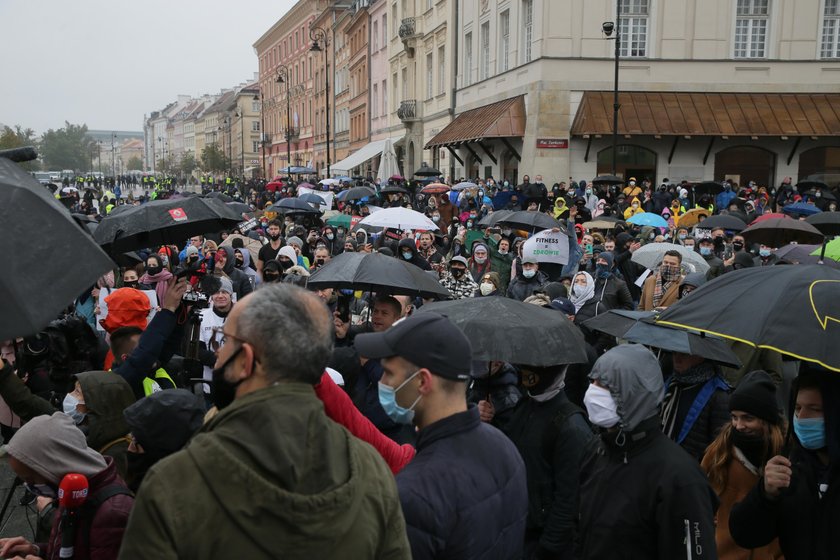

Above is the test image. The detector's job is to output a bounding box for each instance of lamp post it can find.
[234,109,245,177]
[602,3,621,177]
[219,118,232,177]
[310,25,331,178]
[111,133,117,179]
[254,91,268,179]
[276,64,293,179]
[157,136,167,175]
[97,141,103,175]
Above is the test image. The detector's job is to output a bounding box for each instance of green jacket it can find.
[119,382,410,560]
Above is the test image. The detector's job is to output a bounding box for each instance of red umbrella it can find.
[421,183,450,195]
[750,212,790,225]
[389,174,404,181]
[265,181,284,192]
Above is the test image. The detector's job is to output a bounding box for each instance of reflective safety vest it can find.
[141,368,176,397]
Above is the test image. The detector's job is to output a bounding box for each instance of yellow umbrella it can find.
[677,208,710,228]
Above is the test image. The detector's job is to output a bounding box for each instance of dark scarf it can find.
[661,361,718,438]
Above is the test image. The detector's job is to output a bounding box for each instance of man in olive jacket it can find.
[119,286,410,560]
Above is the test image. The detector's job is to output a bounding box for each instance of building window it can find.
[392,5,398,37]
[734,0,770,58]
[401,67,408,100]
[822,0,840,58]
[251,100,260,112]
[252,121,260,131]
[427,0,432,10]
[480,21,491,80]
[392,72,398,110]
[438,46,446,94]
[382,79,387,114]
[426,53,433,99]
[252,141,260,153]
[522,0,533,63]
[373,21,379,50]
[618,0,649,57]
[383,15,388,45]
[372,84,379,117]
[464,32,473,86]
[499,10,510,72]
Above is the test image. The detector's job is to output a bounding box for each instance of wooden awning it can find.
[426,95,526,148]
[571,91,840,137]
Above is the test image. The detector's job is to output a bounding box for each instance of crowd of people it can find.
[0,170,837,560]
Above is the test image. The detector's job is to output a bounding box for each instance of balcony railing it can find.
[397,100,417,122]
[398,17,416,40]
[285,127,300,141]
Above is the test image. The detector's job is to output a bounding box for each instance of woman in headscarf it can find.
[139,254,173,305]
[569,271,595,316]
[468,243,493,283]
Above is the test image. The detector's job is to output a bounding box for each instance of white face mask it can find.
[583,384,620,428]
[479,282,495,296]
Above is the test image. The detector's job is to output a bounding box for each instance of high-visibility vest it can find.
[141,368,176,396]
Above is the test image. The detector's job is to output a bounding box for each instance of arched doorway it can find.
[798,146,840,188]
[395,146,405,177]
[714,146,775,188]
[597,145,656,184]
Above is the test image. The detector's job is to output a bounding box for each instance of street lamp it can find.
[219,118,232,177]
[97,141,103,175]
[111,133,117,179]
[254,91,268,179]
[310,25,331,178]
[276,65,293,179]
[602,3,621,177]
[235,109,245,177]
[157,136,168,175]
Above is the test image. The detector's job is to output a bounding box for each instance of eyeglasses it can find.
[210,327,246,351]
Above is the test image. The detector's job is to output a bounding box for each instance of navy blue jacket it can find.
[114,309,180,399]
[396,406,528,560]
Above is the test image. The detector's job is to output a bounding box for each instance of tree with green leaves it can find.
[40,122,96,171]
[0,125,40,171]
[180,151,197,176]
[126,155,143,171]
[200,144,228,173]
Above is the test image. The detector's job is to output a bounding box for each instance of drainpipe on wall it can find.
[449,0,459,182]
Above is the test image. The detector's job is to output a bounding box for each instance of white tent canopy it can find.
[330,136,403,176]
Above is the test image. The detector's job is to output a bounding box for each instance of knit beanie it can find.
[286,236,304,249]
[729,370,780,425]
[185,246,199,257]
[8,412,107,485]
[216,276,234,295]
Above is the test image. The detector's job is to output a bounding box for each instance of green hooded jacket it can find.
[118,382,410,560]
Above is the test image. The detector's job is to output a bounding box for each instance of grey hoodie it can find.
[588,344,663,432]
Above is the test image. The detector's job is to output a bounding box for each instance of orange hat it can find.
[100,288,150,333]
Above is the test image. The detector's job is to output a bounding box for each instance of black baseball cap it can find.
[354,313,472,381]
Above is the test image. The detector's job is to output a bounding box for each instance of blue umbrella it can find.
[782,202,822,217]
[279,165,315,174]
[627,212,669,228]
[298,193,325,205]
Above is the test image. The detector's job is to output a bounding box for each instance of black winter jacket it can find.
[506,270,549,302]
[730,446,840,560]
[578,416,719,560]
[397,407,528,560]
[504,392,595,559]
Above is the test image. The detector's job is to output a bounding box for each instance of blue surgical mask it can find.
[63,393,86,425]
[402,251,413,261]
[699,246,712,256]
[523,268,536,279]
[794,416,826,450]
[759,248,771,258]
[678,233,687,240]
[377,371,422,425]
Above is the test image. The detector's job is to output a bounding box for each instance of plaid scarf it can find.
[652,265,680,307]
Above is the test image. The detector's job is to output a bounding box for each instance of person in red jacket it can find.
[0,412,133,560]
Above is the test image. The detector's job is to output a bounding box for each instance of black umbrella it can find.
[226,202,253,215]
[692,181,725,195]
[0,157,114,340]
[205,191,233,203]
[591,174,624,185]
[418,296,588,366]
[380,185,409,195]
[94,197,242,255]
[805,189,836,202]
[797,180,829,191]
[773,243,840,267]
[740,217,824,247]
[477,209,514,228]
[622,321,742,368]
[276,197,322,214]
[497,210,561,231]
[695,214,748,232]
[414,164,441,177]
[806,212,840,237]
[337,186,377,202]
[307,252,451,299]
[657,265,840,372]
[582,310,658,339]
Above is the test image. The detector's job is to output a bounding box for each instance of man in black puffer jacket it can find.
[214,246,253,300]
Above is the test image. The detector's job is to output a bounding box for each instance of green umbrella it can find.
[326,214,352,228]
[811,237,840,261]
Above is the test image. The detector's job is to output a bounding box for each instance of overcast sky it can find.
[0,0,296,134]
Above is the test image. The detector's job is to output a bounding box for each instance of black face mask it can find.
[263,272,280,282]
[211,347,245,410]
[732,242,744,252]
[188,256,199,265]
[268,233,281,242]
[235,257,244,268]
[125,451,159,492]
[145,265,162,276]
[315,259,325,266]
[279,259,293,270]
[451,268,465,279]
[123,281,138,289]
[730,429,768,469]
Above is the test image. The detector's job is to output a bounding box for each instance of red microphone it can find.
[58,473,89,560]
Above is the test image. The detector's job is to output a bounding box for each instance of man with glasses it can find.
[120,284,411,558]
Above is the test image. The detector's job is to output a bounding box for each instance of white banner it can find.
[297,187,334,211]
[522,229,570,265]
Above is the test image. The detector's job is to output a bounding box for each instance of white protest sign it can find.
[522,229,570,265]
[96,289,158,332]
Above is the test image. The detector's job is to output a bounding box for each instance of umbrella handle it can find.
[819,239,827,264]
